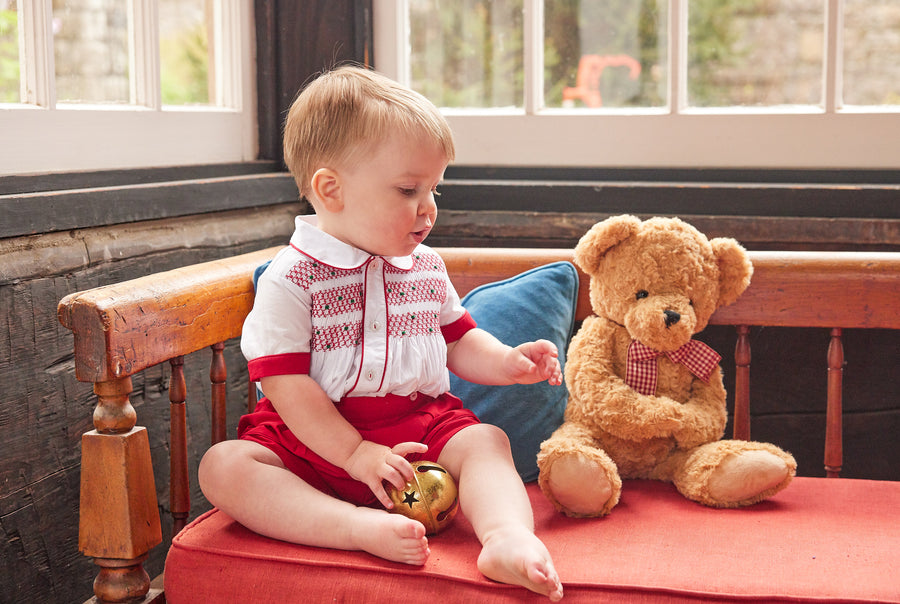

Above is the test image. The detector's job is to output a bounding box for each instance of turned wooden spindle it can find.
[169,356,190,535]
[80,377,161,603]
[90,555,152,604]
[92,376,138,434]
[825,328,844,478]
[733,325,752,441]
[210,342,228,445]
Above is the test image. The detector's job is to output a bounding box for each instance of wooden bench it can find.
[58,247,900,603]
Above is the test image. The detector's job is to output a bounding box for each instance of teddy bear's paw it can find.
[544,453,617,517]
[707,450,792,504]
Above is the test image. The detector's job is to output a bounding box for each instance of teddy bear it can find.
[537,215,796,518]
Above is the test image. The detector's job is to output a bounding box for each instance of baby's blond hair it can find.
[283,65,455,198]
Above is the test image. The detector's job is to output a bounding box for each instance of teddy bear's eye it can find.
[635,290,649,300]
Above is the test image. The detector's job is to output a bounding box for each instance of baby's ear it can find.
[310,167,343,212]
[574,214,642,273]
[711,237,753,307]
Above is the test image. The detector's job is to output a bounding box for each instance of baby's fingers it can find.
[392,441,428,457]
[371,480,395,509]
[540,355,563,385]
[388,443,426,478]
[526,339,559,360]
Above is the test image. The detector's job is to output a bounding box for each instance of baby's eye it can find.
[635,290,649,300]
[398,187,417,196]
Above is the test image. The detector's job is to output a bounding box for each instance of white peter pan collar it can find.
[290,215,415,271]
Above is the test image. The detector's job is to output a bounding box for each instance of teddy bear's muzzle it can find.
[625,296,697,352]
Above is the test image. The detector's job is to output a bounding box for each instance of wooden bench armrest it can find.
[58,247,280,383]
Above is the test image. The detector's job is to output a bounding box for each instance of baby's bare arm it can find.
[447,328,562,387]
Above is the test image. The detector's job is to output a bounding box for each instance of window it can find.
[373,0,900,169]
[0,0,255,176]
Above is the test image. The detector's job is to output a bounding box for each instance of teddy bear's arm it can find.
[671,368,728,449]
[565,317,685,440]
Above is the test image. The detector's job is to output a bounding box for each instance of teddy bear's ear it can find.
[711,237,753,307]
[574,214,642,273]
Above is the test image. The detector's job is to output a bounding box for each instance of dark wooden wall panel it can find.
[255,0,373,163]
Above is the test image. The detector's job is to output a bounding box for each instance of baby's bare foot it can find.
[477,526,563,601]
[352,509,430,565]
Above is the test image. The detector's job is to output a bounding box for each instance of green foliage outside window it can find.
[411,0,765,109]
[411,0,524,108]
[0,9,18,103]
[160,22,210,105]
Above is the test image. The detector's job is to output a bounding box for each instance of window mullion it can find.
[213,0,242,109]
[19,0,55,107]
[372,0,409,85]
[523,0,543,114]
[823,0,843,112]
[128,0,160,109]
[669,0,687,113]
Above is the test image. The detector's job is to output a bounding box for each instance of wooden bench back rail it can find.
[57,248,900,603]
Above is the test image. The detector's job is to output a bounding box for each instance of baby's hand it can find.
[344,440,428,509]
[506,339,563,386]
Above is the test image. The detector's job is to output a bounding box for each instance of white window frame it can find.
[0,0,256,176]
[374,0,899,170]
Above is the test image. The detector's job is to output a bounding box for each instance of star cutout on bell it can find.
[401,490,419,508]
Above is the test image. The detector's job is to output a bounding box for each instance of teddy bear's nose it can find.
[664,310,681,328]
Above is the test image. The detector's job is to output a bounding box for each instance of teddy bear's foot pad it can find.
[545,454,614,516]
[708,450,790,504]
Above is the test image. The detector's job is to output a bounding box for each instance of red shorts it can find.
[237,391,479,507]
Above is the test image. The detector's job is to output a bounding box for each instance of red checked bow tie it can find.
[626,339,722,396]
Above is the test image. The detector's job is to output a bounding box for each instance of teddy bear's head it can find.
[574,215,752,352]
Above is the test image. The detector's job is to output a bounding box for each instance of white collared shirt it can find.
[241,215,474,401]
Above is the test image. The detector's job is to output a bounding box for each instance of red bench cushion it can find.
[165,477,900,603]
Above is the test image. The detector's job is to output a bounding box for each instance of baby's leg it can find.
[439,425,564,601]
[198,439,429,565]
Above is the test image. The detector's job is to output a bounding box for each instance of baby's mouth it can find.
[413,219,433,241]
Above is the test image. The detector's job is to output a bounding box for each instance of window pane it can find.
[843,0,900,106]
[160,0,211,105]
[409,0,523,109]
[0,0,18,103]
[545,0,668,109]
[53,0,129,103]
[688,0,823,107]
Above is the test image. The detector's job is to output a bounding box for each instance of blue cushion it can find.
[450,262,579,482]
[253,260,271,290]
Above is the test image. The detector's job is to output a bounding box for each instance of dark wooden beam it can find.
[254,0,374,164]
[0,173,300,238]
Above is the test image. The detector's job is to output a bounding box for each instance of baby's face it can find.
[324,131,448,258]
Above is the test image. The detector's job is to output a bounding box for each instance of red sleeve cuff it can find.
[248,353,311,381]
[441,311,477,344]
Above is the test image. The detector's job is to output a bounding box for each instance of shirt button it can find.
[366,370,375,381]
[410,392,418,401]
[371,321,380,331]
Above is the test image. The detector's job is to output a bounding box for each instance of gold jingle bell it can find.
[387,461,459,534]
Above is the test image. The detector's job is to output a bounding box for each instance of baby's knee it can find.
[198,440,258,494]
[459,423,512,453]
[198,441,231,491]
